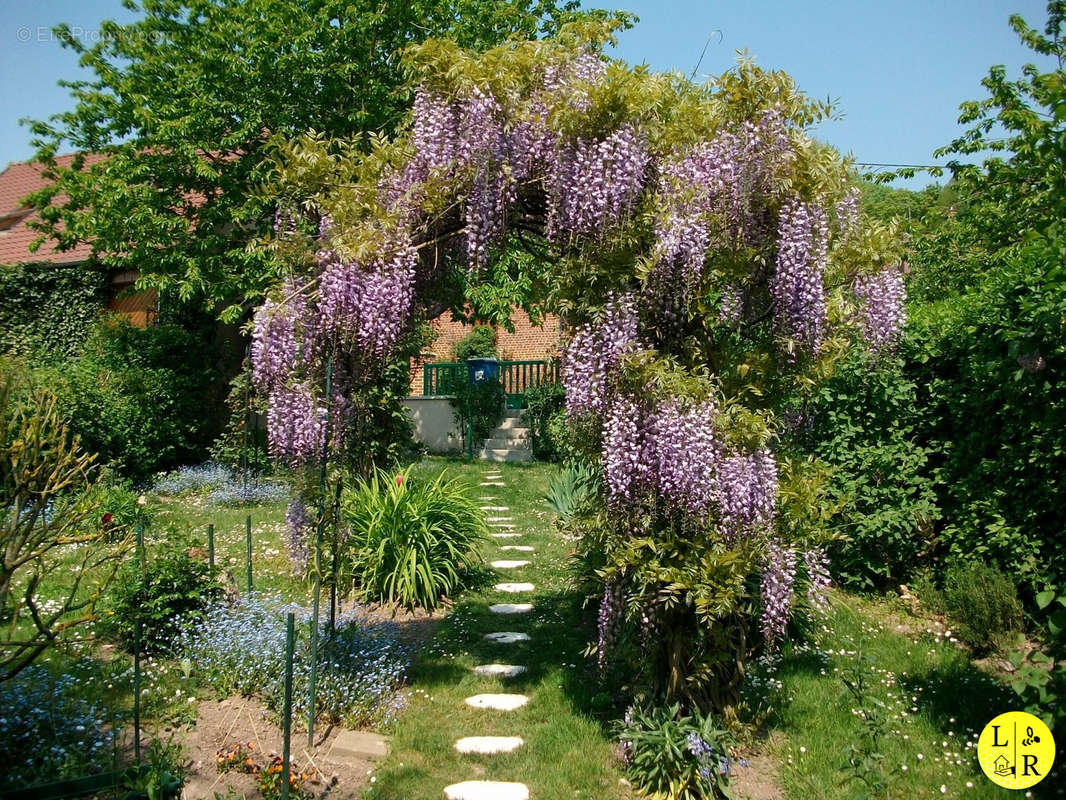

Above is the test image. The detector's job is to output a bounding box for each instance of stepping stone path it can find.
[483,631,529,644]
[447,469,532,800]
[464,693,529,711]
[454,736,525,754]
[472,664,527,678]
[489,603,533,614]
[444,781,529,800]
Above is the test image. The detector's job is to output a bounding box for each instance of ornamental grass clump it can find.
[341,468,487,612]
[181,593,412,727]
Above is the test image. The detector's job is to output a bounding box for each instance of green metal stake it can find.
[133,618,141,763]
[308,356,333,746]
[246,515,253,594]
[281,612,296,800]
[207,523,215,571]
[134,516,144,762]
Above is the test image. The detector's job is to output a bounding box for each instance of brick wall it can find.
[409,309,563,395]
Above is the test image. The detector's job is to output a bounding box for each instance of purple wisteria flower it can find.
[773,199,829,355]
[761,540,798,649]
[562,294,640,416]
[853,267,906,354]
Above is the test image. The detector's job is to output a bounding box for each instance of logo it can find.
[977,711,1055,790]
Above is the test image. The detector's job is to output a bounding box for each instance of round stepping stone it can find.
[489,603,533,614]
[484,631,530,644]
[472,664,528,678]
[499,545,533,552]
[491,560,530,569]
[480,482,505,487]
[486,517,513,523]
[464,693,529,711]
[480,506,510,511]
[444,781,528,800]
[454,736,525,755]
[491,533,521,539]
[495,582,534,592]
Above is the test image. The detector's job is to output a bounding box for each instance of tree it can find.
[0,361,130,681]
[24,0,631,320]
[255,21,904,716]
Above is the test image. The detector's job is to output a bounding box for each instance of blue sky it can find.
[0,0,1054,188]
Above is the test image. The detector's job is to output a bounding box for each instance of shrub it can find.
[450,378,504,446]
[181,593,412,727]
[0,262,107,359]
[523,381,565,461]
[454,325,497,361]
[1010,584,1066,732]
[109,540,222,654]
[340,468,487,611]
[42,319,220,482]
[940,561,1023,653]
[800,351,940,590]
[1,360,130,679]
[617,703,736,800]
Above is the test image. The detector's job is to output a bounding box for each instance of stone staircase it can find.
[478,409,532,462]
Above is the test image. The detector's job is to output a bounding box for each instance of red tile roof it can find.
[0,153,107,267]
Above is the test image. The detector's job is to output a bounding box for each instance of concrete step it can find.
[479,448,533,463]
[482,437,530,450]
[495,416,527,430]
[487,427,530,439]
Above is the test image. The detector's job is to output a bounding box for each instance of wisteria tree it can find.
[255,20,906,715]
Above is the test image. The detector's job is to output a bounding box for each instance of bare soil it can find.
[730,735,786,800]
[180,603,445,799]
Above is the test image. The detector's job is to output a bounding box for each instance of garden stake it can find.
[207,523,215,570]
[133,618,141,763]
[136,517,145,579]
[308,355,333,746]
[246,515,253,594]
[328,480,342,634]
[281,612,296,800]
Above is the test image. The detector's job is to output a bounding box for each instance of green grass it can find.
[150,494,303,600]
[365,457,636,800]
[770,594,1064,799]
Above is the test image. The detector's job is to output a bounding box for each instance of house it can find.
[0,154,158,328]
[407,308,563,396]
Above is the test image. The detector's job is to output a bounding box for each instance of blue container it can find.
[467,358,499,383]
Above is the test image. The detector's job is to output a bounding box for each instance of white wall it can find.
[403,396,462,454]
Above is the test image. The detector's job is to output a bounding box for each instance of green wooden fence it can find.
[422,360,558,408]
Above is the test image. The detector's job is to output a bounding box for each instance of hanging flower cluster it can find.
[547,125,650,240]
[852,267,906,353]
[601,392,776,528]
[772,199,829,354]
[716,448,779,539]
[760,540,798,649]
[596,580,625,672]
[285,495,313,573]
[316,232,417,359]
[266,381,326,466]
[654,110,790,291]
[652,400,721,517]
[562,294,639,416]
[804,548,832,612]
[835,186,861,236]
